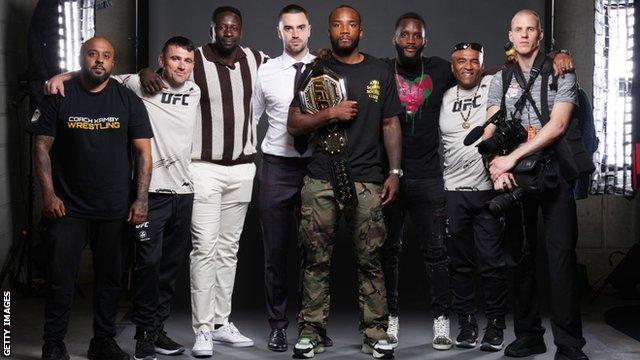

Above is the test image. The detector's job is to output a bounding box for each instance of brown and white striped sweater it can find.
[191,44,267,165]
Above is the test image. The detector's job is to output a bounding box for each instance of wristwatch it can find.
[389,169,404,178]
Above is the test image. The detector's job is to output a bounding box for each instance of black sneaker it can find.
[292,337,324,359]
[555,346,589,360]
[268,328,287,352]
[134,330,156,360]
[322,335,334,347]
[455,314,478,348]
[42,342,70,360]
[362,338,395,359]
[155,330,185,355]
[87,337,130,360]
[480,318,505,352]
[504,335,546,357]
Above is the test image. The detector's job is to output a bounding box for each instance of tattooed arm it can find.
[380,115,402,206]
[129,138,152,224]
[35,135,65,218]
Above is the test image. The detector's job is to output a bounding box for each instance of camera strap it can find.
[512,51,549,122]
[501,51,548,121]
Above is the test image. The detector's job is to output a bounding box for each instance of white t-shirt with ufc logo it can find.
[439,75,493,191]
[114,73,201,194]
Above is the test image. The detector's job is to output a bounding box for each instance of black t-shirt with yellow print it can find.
[28,77,153,220]
[291,53,403,184]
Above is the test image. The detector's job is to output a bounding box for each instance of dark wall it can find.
[149,0,546,313]
[149,0,545,68]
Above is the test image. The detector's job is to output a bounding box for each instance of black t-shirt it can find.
[382,56,456,178]
[28,77,153,220]
[292,54,403,184]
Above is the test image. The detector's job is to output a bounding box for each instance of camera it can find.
[476,111,527,156]
[483,153,558,215]
[485,187,527,215]
[467,112,556,215]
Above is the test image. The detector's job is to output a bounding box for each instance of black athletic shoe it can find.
[322,335,333,347]
[504,335,546,357]
[480,318,505,352]
[268,328,287,352]
[362,338,395,359]
[87,337,130,360]
[455,314,478,348]
[42,342,70,360]
[134,330,156,360]
[155,330,185,355]
[292,337,324,359]
[555,346,589,360]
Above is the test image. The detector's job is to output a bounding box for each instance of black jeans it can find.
[132,193,193,332]
[43,216,127,343]
[258,154,308,330]
[381,176,450,317]
[446,191,507,319]
[504,176,586,350]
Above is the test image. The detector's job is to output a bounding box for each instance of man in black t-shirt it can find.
[287,5,402,360]
[379,12,576,351]
[29,36,153,360]
[379,12,456,350]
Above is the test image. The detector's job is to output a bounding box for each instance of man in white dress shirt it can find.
[251,4,318,353]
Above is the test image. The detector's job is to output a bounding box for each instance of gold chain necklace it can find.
[455,83,480,129]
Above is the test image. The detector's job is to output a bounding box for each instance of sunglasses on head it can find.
[452,42,484,53]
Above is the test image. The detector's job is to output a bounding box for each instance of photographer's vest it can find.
[501,53,595,182]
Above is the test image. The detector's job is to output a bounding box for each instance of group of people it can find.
[32,3,588,360]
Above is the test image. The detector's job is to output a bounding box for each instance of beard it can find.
[81,66,110,85]
[330,35,360,57]
[394,43,425,68]
[213,41,237,56]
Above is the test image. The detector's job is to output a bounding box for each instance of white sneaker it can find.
[191,330,213,357]
[387,316,399,348]
[211,322,254,347]
[432,315,453,350]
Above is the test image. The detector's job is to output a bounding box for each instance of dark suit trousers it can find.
[258,153,308,330]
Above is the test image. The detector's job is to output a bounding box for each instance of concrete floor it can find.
[8,288,640,360]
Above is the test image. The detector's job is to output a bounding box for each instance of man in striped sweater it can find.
[141,5,267,358]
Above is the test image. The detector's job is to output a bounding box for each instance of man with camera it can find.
[485,9,588,360]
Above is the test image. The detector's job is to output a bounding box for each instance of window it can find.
[58,0,96,72]
[593,0,635,196]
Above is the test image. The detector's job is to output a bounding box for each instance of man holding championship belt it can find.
[287,5,402,360]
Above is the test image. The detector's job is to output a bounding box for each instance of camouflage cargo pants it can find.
[297,176,389,342]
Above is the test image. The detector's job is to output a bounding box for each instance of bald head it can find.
[510,9,541,31]
[81,36,115,56]
[329,5,361,25]
[80,36,115,86]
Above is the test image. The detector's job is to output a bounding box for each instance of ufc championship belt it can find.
[298,66,358,207]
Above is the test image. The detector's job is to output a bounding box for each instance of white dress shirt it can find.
[252,50,316,158]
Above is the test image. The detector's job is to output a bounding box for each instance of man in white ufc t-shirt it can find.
[439,42,507,352]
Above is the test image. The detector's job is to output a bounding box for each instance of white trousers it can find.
[189,161,256,333]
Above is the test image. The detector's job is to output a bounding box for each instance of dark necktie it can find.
[292,62,308,155]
